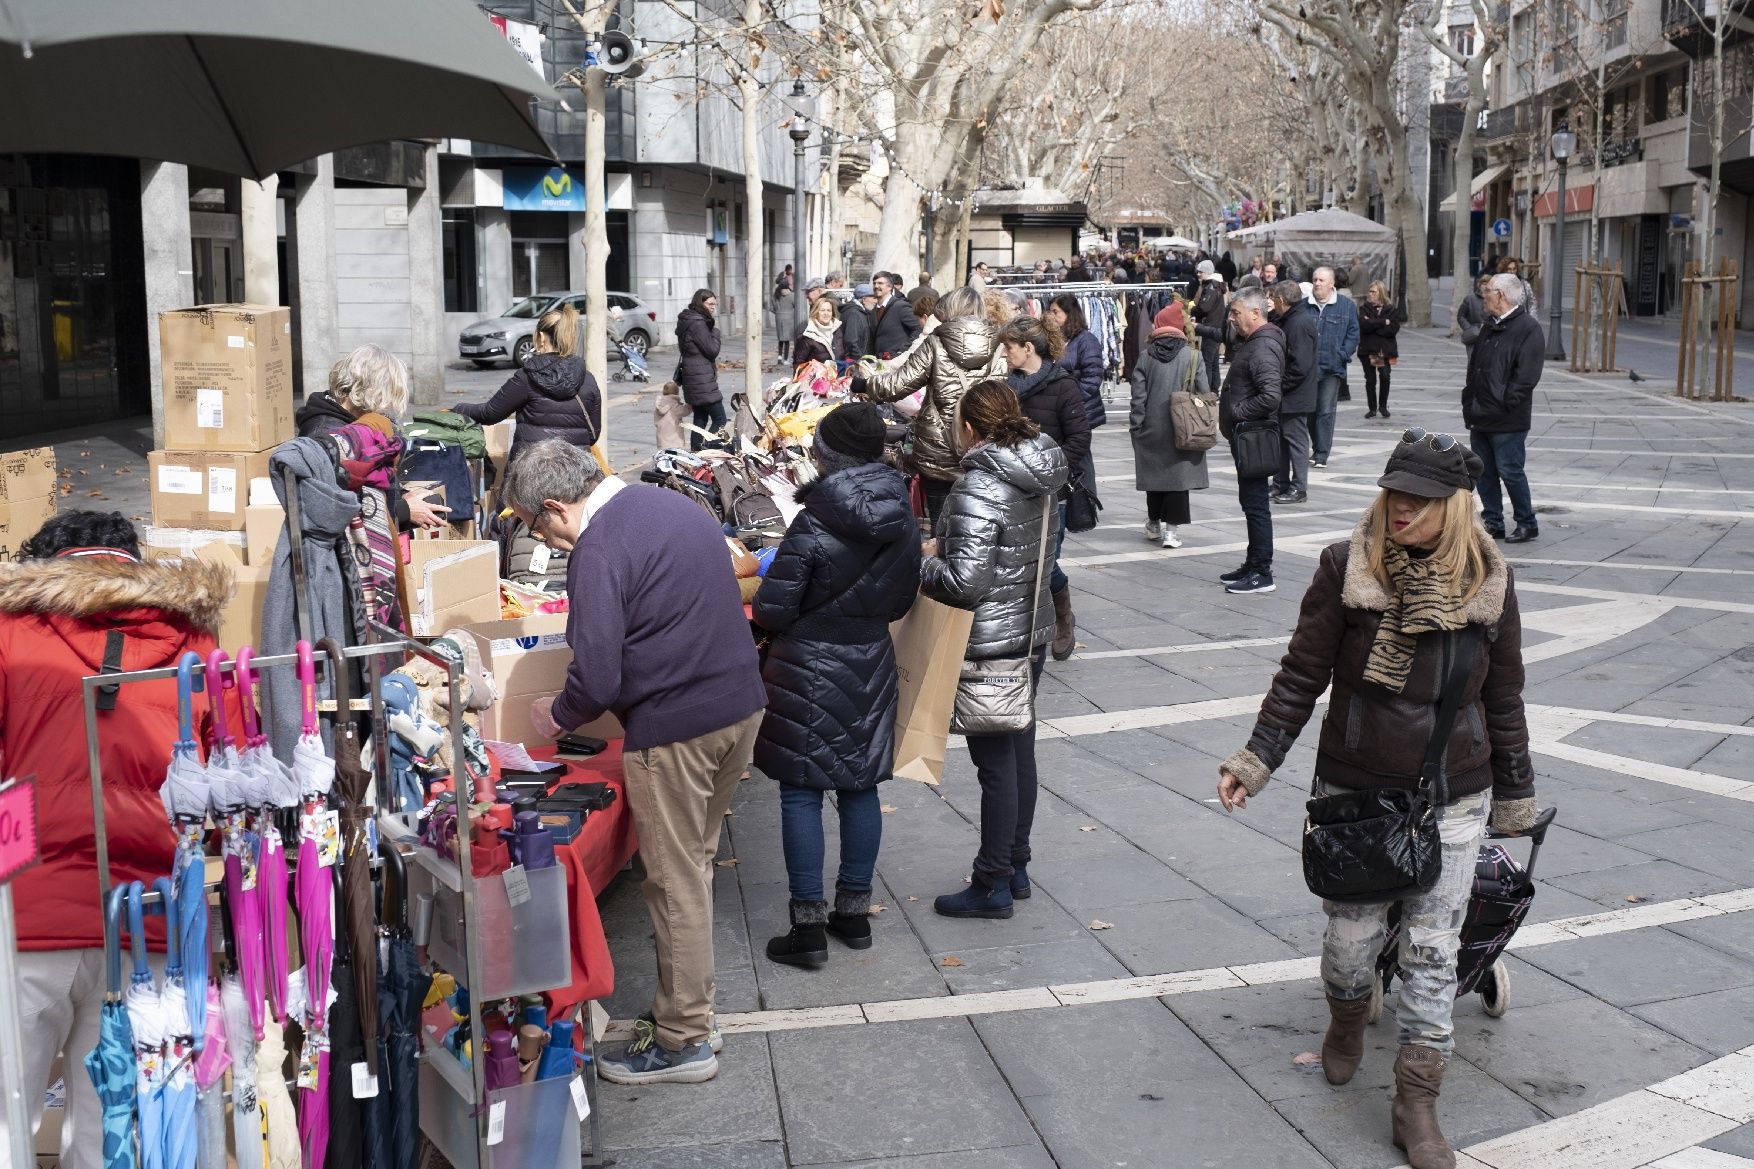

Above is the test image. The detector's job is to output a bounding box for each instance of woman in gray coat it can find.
[920,379,1068,920]
[1128,302,1210,549]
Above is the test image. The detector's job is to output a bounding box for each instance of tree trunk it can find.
[563,0,616,446]
[740,0,765,403]
[1449,54,1489,333]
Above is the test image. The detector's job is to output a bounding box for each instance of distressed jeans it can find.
[1318,789,1490,1055]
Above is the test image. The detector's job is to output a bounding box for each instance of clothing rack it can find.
[1004,282,1192,391]
[80,627,607,1169]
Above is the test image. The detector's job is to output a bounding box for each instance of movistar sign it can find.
[504,166,588,211]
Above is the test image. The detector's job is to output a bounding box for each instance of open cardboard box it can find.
[405,539,499,637]
[453,613,621,747]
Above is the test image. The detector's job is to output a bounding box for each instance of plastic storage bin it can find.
[419,1060,582,1169]
[420,859,572,1000]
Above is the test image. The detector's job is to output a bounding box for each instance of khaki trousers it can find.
[623,710,763,1051]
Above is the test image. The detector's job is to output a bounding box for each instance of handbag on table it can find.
[951,501,1054,736]
[1301,629,1474,904]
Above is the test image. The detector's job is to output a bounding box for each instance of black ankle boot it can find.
[826,885,873,950]
[767,900,828,968]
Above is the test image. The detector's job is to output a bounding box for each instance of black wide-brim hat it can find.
[1377,434,1485,498]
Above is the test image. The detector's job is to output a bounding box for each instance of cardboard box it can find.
[196,543,270,651]
[0,446,57,504]
[455,613,621,747]
[0,494,57,560]
[142,526,248,558]
[159,304,294,451]
[149,450,273,531]
[405,539,500,637]
[244,501,285,566]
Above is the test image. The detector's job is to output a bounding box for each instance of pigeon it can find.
[1629,369,1646,383]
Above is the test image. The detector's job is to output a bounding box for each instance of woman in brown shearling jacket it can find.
[1217,430,1539,1169]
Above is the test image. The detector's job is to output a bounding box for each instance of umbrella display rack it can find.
[80,629,607,1169]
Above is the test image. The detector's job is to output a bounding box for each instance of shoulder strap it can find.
[1022,498,1055,654]
[1421,629,1474,804]
[570,387,600,445]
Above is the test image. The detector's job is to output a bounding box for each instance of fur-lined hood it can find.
[0,555,233,635]
[1337,514,1508,624]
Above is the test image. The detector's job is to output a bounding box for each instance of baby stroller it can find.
[613,339,649,383]
[1369,805,1558,1023]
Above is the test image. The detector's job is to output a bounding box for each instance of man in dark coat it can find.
[753,404,920,968]
[907,271,936,302]
[868,272,922,358]
[840,283,875,359]
[1268,281,1318,505]
[1463,273,1545,543]
[1219,288,1284,595]
[1189,261,1228,392]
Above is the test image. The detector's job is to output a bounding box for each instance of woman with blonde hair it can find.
[792,293,847,369]
[295,343,446,530]
[454,302,602,459]
[1216,430,1539,1169]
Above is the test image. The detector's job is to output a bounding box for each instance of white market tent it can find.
[1143,234,1201,250]
[1226,208,1397,290]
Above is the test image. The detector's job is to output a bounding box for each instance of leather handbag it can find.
[952,502,1054,735]
[1065,474,1103,533]
[1170,391,1218,453]
[1230,417,1281,479]
[1301,630,1472,905]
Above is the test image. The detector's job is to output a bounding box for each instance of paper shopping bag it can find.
[889,596,974,785]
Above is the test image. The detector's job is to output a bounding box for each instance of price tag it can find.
[503,864,531,908]
[570,1074,592,1120]
[528,542,552,576]
[351,1061,379,1099]
[486,1099,506,1145]
[0,778,40,885]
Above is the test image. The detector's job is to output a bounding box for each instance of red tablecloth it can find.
[527,740,638,1017]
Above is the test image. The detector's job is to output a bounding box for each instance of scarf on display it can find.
[331,417,407,637]
[1362,541,1469,693]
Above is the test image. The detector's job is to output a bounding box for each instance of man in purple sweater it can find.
[508,439,765,1085]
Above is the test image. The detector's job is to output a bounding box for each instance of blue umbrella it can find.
[125,882,167,1169]
[160,653,211,1053]
[84,884,138,1169]
[151,876,198,1169]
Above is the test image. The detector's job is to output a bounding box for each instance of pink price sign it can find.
[0,778,40,885]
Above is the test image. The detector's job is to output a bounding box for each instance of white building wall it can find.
[333,188,415,367]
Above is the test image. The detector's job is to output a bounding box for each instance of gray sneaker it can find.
[633,1011,723,1055]
[597,1038,718,1085]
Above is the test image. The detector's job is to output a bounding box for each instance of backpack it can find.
[711,461,784,532]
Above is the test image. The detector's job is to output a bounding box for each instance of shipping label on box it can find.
[159,304,294,452]
[0,495,57,561]
[0,447,57,504]
[150,450,273,531]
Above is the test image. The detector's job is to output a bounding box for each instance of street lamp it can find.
[788,80,812,347]
[1545,128,1577,361]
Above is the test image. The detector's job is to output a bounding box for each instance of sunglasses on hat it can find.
[1401,427,1458,453]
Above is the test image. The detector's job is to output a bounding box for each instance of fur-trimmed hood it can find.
[1337,514,1508,623]
[0,555,233,636]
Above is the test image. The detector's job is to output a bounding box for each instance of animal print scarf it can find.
[1362,541,1469,693]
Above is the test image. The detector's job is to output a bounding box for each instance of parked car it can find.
[458,290,658,368]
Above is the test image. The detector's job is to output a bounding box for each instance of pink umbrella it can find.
[291,642,335,1169]
[235,648,296,1027]
[207,651,266,1041]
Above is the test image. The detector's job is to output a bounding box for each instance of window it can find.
[441,209,477,314]
[1603,0,1628,48]
[1606,84,1640,142]
[1650,67,1688,122]
[1453,25,1476,56]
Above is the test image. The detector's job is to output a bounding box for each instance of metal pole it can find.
[0,886,34,1169]
[1547,158,1569,361]
[792,129,809,345]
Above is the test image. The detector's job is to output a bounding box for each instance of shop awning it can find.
[1533,185,1596,218]
[1437,164,1510,213]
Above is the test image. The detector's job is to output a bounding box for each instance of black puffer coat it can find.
[752,463,922,791]
[452,354,601,456]
[674,307,722,407]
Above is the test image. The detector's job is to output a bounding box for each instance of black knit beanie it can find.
[815,402,887,463]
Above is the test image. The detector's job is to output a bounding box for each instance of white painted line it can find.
[1651,1147,1754,1168]
[1465,1085,1736,1169]
[1650,1052,1754,1124]
[1519,600,1672,664]
[1530,739,1754,799]
[1494,582,1754,617]
[1074,637,1289,662]
[862,987,1058,1024]
[1049,968,1245,1005]
[714,1005,866,1036]
[1036,694,1270,740]
[1058,530,1354,569]
[1525,704,1754,740]
[1511,557,1754,577]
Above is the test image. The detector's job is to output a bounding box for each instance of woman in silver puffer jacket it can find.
[856,285,1004,524]
[919,379,1068,920]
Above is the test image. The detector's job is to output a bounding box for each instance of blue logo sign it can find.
[516,635,540,650]
[504,167,587,212]
[1491,218,1512,239]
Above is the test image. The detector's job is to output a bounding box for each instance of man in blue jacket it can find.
[1306,266,1359,468]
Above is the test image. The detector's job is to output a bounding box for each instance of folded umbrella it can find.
[85,884,138,1169]
[190,981,230,1169]
[206,650,267,1042]
[325,902,363,1169]
[236,648,297,1025]
[220,974,264,1169]
[252,1007,301,1169]
[319,638,380,1076]
[159,654,213,1047]
[371,845,428,1169]
[292,642,337,1169]
[125,882,168,1169]
[150,877,197,1169]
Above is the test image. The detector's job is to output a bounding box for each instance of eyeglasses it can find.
[1402,427,1458,452]
[528,507,557,542]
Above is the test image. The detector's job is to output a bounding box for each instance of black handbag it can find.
[1301,630,1472,905]
[1065,474,1103,533]
[1231,418,1281,479]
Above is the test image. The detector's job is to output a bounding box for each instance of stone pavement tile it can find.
[1537,787,1705,839]
[1669,909,1754,965]
[1519,879,1619,925]
[975,997,1231,1095]
[1513,927,1754,1007]
[599,1032,783,1152]
[1622,822,1754,883]
[739,879,950,1012]
[1078,728,1226,774]
[768,1018,1038,1165]
[1523,825,1658,880]
[1562,725,1739,774]
[1692,738,1754,785]
[798,1146,1058,1169]
[1258,909,1328,953]
[1457,954,1589,1013]
[1273,1058,1551,1169]
[1705,1121,1754,1160]
[932,934,1131,993]
[1449,994,1709,1116]
[1624,698,1754,728]
[1632,985,1754,1057]
[1083,896,1299,976]
[1021,842,1203,910]
[610,1140,788,1168]
[887,871,1095,955]
[1548,858,1741,907]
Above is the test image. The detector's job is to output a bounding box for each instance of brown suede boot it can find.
[1391,1045,1456,1169]
[1321,994,1371,1085]
[1051,587,1076,660]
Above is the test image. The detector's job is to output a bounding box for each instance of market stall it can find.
[1225,207,1398,291]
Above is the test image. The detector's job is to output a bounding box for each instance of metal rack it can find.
[80,625,605,1168]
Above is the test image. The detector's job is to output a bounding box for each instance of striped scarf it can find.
[1362,542,1469,693]
[332,419,407,637]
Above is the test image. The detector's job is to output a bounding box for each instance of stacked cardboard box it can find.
[0,446,58,560]
[150,305,293,541]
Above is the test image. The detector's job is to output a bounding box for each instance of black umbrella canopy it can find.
[0,0,558,179]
